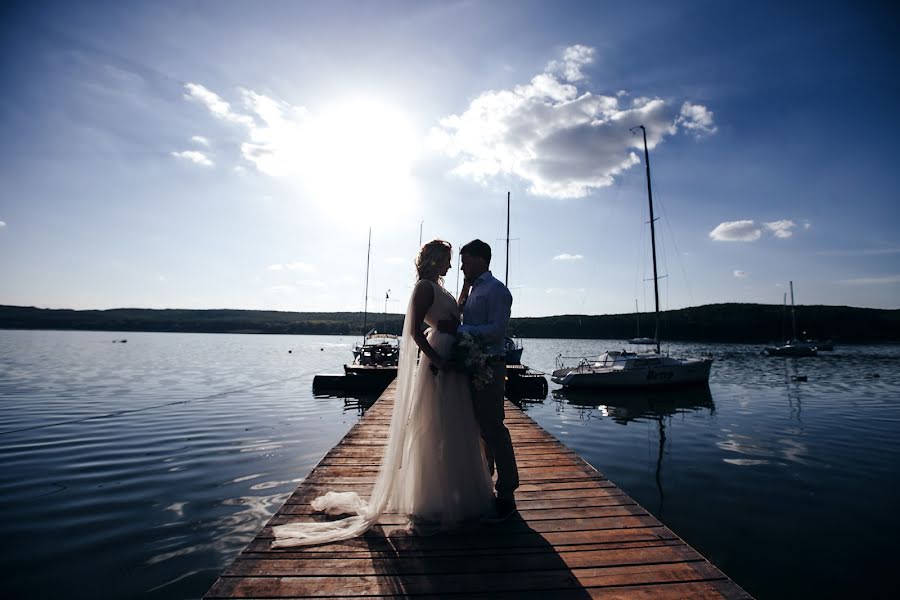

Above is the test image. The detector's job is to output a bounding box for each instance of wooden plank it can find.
[205,562,739,598]
[204,380,752,599]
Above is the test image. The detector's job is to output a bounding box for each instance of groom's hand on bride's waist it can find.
[437,319,460,334]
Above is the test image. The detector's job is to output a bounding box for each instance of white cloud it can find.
[170,150,213,167]
[764,220,796,238]
[733,270,747,278]
[546,44,596,82]
[184,83,255,127]
[709,220,761,242]
[553,253,584,261]
[183,84,417,220]
[238,90,313,177]
[266,261,315,273]
[677,102,717,136]
[711,218,804,242]
[837,275,900,285]
[296,279,326,287]
[386,257,407,265]
[0,220,6,228]
[191,135,210,147]
[428,45,715,199]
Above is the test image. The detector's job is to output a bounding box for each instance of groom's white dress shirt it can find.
[459,270,512,357]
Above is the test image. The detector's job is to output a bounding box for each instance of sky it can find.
[1,0,898,318]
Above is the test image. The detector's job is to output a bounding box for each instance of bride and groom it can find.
[273,239,519,547]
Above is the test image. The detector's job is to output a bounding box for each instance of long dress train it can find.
[272,281,493,547]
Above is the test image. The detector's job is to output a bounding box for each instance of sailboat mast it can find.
[789,280,797,342]
[635,298,640,337]
[362,228,371,337]
[505,191,511,286]
[638,125,662,354]
[782,292,787,343]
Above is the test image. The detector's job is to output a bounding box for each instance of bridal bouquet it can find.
[449,332,494,391]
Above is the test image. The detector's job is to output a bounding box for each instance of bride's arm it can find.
[410,280,444,368]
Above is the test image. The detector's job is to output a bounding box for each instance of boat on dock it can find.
[551,125,712,389]
[314,229,399,395]
[504,336,523,364]
[505,363,548,399]
[349,330,399,369]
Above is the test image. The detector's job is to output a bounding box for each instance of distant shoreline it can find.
[2,303,898,344]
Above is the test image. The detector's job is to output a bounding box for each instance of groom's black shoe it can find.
[494,497,517,520]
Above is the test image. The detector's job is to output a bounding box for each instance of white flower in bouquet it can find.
[450,332,494,391]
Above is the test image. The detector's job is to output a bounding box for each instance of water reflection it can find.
[551,385,715,424]
[315,392,381,416]
[551,385,716,517]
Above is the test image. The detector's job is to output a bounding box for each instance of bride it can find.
[272,240,495,547]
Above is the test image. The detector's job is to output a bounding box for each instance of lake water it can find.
[1,330,897,599]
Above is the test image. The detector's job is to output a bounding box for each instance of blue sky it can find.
[1,0,898,317]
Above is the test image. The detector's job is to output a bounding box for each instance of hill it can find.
[1,303,898,343]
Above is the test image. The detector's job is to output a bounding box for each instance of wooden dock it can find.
[205,382,751,599]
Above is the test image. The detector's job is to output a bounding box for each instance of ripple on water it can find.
[2,332,899,599]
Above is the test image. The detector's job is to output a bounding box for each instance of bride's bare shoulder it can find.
[412,279,436,299]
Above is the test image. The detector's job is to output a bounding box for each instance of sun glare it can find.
[299,98,418,223]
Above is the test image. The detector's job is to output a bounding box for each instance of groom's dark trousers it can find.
[473,359,519,500]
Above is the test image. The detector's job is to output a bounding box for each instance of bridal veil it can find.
[271,293,421,547]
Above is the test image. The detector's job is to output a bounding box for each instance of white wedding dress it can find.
[272,281,494,547]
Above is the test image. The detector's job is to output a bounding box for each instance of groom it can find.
[439,239,519,518]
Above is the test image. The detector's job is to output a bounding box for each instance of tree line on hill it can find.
[0,303,898,343]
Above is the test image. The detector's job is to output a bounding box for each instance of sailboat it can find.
[629,299,657,345]
[763,281,817,357]
[503,191,524,364]
[348,229,399,374]
[551,125,713,389]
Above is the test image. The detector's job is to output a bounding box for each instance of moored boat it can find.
[763,281,819,357]
[552,350,712,388]
[763,341,817,357]
[504,336,523,364]
[345,229,399,379]
[551,125,712,389]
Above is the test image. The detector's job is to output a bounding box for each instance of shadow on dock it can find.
[360,516,592,598]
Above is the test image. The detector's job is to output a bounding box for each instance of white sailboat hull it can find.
[552,354,713,389]
[552,126,713,391]
[763,341,817,357]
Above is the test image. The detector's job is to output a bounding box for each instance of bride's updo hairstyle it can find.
[416,239,452,283]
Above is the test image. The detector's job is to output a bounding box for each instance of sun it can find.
[297,97,419,223]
